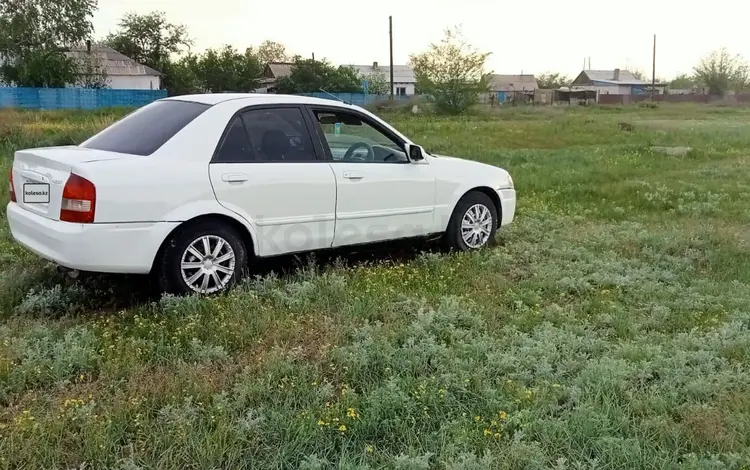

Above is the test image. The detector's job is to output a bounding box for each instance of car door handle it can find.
[343,171,364,180]
[222,173,248,183]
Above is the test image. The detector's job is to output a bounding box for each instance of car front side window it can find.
[312,110,408,163]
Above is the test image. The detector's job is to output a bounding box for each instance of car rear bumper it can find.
[7,202,179,274]
[497,188,516,226]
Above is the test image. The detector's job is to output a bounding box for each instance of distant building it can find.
[1,46,161,89]
[571,69,665,95]
[352,62,416,96]
[64,46,161,90]
[487,74,538,102]
[254,62,295,93]
[255,60,417,95]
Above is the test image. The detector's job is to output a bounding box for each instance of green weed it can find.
[0,104,749,469]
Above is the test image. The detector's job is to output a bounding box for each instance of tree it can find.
[103,11,192,90]
[164,55,199,96]
[363,71,390,94]
[13,48,77,87]
[669,73,694,89]
[694,48,749,96]
[254,40,289,63]
[330,65,363,92]
[0,0,97,86]
[536,72,570,89]
[631,69,646,81]
[275,58,362,93]
[409,26,491,114]
[193,45,263,93]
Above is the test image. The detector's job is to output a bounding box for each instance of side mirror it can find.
[406,143,425,161]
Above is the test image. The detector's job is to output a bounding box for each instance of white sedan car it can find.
[7,94,516,294]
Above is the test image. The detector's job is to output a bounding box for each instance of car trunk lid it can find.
[11,146,125,221]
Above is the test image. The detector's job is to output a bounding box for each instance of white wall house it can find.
[352,62,416,96]
[64,46,162,90]
[105,74,160,90]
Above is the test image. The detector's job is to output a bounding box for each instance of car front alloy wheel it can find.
[444,191,499,251]
[461,203,493,248]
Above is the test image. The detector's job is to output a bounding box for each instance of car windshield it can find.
[81,100,211,156]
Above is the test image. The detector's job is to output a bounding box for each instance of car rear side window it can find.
[80,100,210,156]
[214,107,317,163]
[216,117,252,162]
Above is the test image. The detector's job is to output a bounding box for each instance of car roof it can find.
[162,93,357,108]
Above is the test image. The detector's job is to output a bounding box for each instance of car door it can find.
[306,105,436,247]
[209,105,336,257]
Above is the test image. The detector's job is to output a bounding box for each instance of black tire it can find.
[443,191,499,251]
[156,220,248,295]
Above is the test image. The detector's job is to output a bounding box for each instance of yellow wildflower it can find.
[338,424,347,432]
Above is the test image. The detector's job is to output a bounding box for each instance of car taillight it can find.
[8,167,16,203]
[60,173,96,223]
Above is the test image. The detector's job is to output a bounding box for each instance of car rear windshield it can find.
[80,100,211,156]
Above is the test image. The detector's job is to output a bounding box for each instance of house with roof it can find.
[64,45,161,90]
[254,62,296,93]
[487,74,538,102]
[570,69,668,95]
[352,62,416,96]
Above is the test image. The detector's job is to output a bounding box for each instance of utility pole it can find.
[389,16,394,100]
[651,34,656,101]
[311,52,315,61]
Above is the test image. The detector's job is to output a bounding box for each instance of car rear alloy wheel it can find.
[156,220,248,295]
[444,191,498,251]
[180,235,236,294]
[461,203,493,248]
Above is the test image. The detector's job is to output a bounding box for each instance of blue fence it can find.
[0,87,411,110]
[298,92,413,106]
[0,87,167,110]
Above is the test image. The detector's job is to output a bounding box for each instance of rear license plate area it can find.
[23,183,50,203]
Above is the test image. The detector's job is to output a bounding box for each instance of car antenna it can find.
[318,88,351,105]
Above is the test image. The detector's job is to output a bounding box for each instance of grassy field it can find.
[1,103,750,469]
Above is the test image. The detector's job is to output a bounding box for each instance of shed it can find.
[254,62,297,93]
[487,74,538,103]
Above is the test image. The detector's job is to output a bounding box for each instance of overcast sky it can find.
[94,0,748,79]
